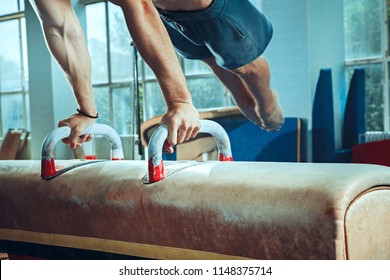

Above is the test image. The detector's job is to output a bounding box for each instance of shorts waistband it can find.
[157,0,226,21]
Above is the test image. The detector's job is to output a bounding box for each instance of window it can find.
[0,0,30,137]
[143,0,263,119]
[86,2,134,136]
[142,54,232,121]
[85,0,264,132]
[86,1,232,127]
[344,0,387,131]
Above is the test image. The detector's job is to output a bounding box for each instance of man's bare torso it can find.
[152,0,213,11]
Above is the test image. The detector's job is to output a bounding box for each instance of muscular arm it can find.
[30,0,96,148]
[118,0,189,103]
[31,0,199,151]
[114,0,200,150]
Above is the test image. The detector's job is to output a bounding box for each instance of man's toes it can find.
[261,105,284,131]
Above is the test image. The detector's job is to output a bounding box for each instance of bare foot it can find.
[232,90,284,131]
[258,90,284,131]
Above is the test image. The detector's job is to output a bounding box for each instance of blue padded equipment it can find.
[312,68,366,163]
[212,115,306,162]
[312,69,336,162]
[343,68,366,148]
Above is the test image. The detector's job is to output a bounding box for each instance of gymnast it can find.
[29,0,284,153]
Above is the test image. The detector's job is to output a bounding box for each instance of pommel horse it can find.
[0,121,389,259]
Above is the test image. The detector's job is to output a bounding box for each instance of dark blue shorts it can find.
[158,0,273,69]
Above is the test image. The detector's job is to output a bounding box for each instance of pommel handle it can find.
[148,120,233,183]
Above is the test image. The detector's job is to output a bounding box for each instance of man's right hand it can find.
[160,102,200,154]
[58,113,96,149]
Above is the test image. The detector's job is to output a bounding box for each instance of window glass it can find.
[144,63,156,80]
[19,0,24,11]
[21,17,28,89]
[94,87,110,126]
[344,0,382,59]
[0,0,19,16]
[25,93,30,132]
[1,93,24,134]
[108,3,132,83]
[144,77,232,119]
[365,64,384,131]
[388,0,390,51]
[187,77,231,109]
[113,87,133,135]
[144,82,165,120]
[86,1,234,135]
[0,19,22,92]
[347,64,384,131]
[0,6,29,137]
[86,2,109,84]
[183,59,211,76]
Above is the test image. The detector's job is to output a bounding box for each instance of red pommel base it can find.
[148,159,165,183]
[41,158,58,179]
[219,154,233,162]
[112,158,124,161]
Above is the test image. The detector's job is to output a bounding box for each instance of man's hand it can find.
[160,102,200,154]
[58,114,96,149]
[108,0,199,154]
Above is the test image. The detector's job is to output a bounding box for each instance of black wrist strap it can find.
[77,109,99,119]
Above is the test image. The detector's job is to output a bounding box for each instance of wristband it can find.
[167,100,192,107]
[77,109,99,119]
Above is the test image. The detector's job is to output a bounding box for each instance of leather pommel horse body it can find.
[0,122,390,260]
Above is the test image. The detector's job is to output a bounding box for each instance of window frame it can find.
[0,4,29,137]
[344,0,389,131]
[85,0,135,136]
[84,0,234,130]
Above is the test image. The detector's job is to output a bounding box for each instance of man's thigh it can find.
[159,0,273,69]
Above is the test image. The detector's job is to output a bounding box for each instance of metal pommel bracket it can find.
[41,124,124,180]
[147,120,233,183]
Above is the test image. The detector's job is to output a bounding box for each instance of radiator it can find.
[359,131,390,144]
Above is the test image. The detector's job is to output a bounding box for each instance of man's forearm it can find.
[42,7,96,115]
[118,0,192,106]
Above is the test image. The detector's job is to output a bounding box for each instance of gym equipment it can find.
[0,121,390,259]
[40,124,124,180]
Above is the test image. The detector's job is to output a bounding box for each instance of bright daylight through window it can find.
[0,0,30,137]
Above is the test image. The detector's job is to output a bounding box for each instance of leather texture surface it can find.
[345,188,390,259]
[1,160,390,259]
